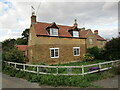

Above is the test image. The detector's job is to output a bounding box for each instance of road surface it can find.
[2,73,41,88]
[92,75,119,88]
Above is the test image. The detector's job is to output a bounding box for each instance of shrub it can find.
[3,48,24,63]
[83,54,94,61]
[87,46,105,60]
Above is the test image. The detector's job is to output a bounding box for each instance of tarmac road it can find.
[2,73,41,88]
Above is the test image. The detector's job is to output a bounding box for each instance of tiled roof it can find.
[33,22,106,40]
[34,22,82,38]
[16,45,28,51]
[94,34,106,41]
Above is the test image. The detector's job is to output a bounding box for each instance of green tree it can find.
[2,39,16,52]
[105,37,120,60]
[3,48,24,63]
[21,28,29,44]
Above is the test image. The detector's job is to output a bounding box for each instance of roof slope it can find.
[16,45,28,51]
[33,22,106,40]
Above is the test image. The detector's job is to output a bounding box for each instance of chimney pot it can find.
[94,30,98,35]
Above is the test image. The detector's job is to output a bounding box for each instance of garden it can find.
[2,37,120,88]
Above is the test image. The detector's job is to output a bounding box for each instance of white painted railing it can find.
[4,60,120,76]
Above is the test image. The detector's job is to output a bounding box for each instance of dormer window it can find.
[50,28,58,36]
[73,31,79,37]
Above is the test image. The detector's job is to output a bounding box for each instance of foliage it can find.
[2,39,16,52]
[87,46,105,60]
[3,48,24,63]
[16,38,27,45]
[3,62,119,88]
[83,53,94,61]
[105,37,120,60]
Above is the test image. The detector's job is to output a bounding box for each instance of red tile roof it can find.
[33,22,106,41]
[34,22,73,37]
[16,45,28,51]
[94,34,106,41]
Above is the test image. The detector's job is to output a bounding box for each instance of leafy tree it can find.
[21,28,29,44]
[16,38,27,45]
[3,48,24,63]
[2,39,16,52]
[105,37,120,60]
[87,46,104,59]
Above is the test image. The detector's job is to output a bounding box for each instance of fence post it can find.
[112,61,114,66]
[23,64,25,71]
[37,65,39,75]
[14,63,16,68]
[98,63,101,71]
[82,65,84,76]
[56,66,58,75]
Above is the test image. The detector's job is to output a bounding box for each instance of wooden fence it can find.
[4,60,120,76]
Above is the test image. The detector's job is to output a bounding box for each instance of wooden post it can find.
[23,64,25,71]
[98,63,101,71]
[37,66,39,75]
[82,65,84,76]
[14,63,16,68]
[56,67,58,75]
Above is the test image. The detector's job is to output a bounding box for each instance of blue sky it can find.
[0,0,118,41]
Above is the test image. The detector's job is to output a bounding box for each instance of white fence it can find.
[4,60,120,76]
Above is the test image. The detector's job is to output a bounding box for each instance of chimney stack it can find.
[31,12,36,24]
[94,30,98,35]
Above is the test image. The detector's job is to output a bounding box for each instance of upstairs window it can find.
[89,38,93,44]
[50,48,59,58]
[73,31,79,37]
[73,47,80,56]
[101,41,104,46]
[50,28,58,36]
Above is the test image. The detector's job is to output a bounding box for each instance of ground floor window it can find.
[73,47,80,56]
[50,48,59,58]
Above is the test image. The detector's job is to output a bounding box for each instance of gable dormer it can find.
[46,22,59,36]
[68,19,79,37]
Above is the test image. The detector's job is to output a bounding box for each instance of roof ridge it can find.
[37,21,72,27]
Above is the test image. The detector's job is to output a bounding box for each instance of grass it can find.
[2,61,119,88]
[51,59,107,66]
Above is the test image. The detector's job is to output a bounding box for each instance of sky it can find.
[0,0,119,42]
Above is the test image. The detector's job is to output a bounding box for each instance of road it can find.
[2,73,41,88]
[92,75,119,88]
[1,72,119,88]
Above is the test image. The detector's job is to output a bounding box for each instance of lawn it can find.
[51,59,107,66]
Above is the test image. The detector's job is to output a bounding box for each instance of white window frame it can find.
[73,47,80,56]
[50,48,59,58]
[50,28,58,36]
[73,31,79,37]
[88,37,93,44]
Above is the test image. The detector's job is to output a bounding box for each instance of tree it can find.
[105,37,120,60]
[2,39,16,52]
[3,48,24,63]
[21,28,29,45]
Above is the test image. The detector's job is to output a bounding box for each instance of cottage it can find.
[80,29,106,48]
[27,12,106,64]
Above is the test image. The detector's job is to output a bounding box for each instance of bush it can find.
[87,46,104,60]
[105,37,120,60]
[83,54,94,61]
[3,48,24,63]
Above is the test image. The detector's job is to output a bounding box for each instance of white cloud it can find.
[0,1,118,42]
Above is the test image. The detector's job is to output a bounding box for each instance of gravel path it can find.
[92,75,119,88]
